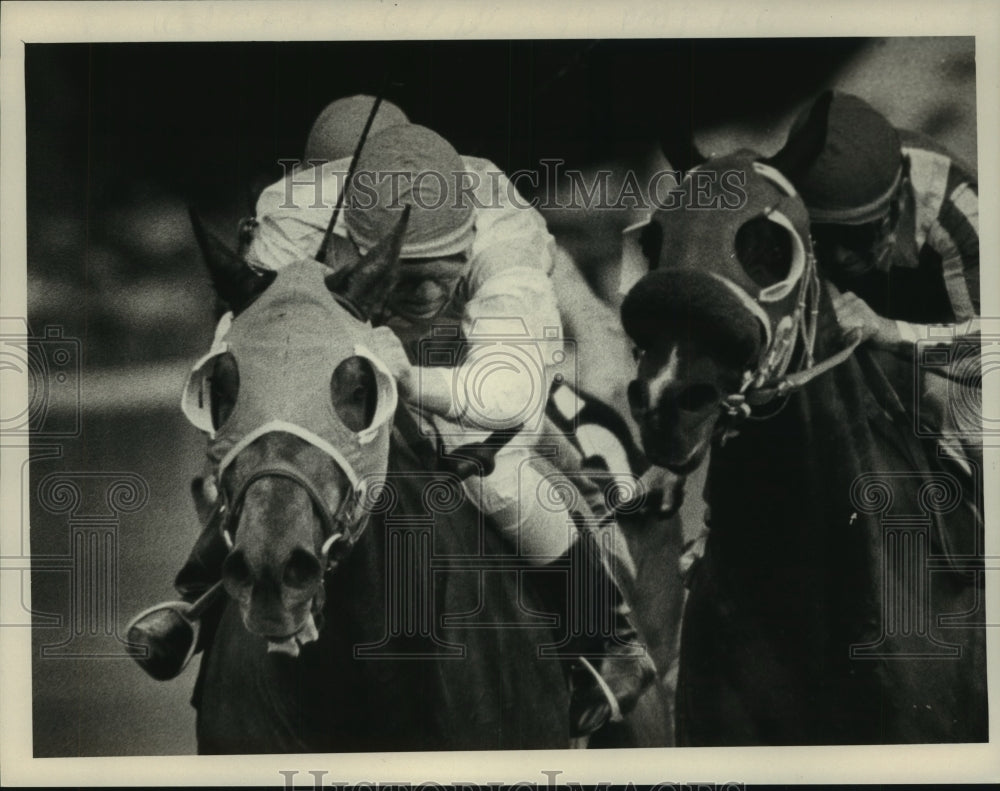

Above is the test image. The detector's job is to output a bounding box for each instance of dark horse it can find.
[184,217,579,753]
[621,147,986,745]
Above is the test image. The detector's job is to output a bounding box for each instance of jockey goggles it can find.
[381,266,469,325]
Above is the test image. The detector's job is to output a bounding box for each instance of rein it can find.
[728,327,864,411]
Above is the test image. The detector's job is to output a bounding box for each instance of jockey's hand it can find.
[370,326,415,399]
[636,464,686,518]
[832,290,901,346]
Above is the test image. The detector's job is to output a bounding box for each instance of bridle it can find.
[716,165,865,425]
[215,457,370,575]
[718,253,863,424]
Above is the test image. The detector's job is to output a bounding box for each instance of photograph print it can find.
[1,4,996,781]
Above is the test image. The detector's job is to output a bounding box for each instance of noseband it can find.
[216,459,369,573]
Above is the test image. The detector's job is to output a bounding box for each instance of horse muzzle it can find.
[631,389,718,476]
[639,427,712,475]
[221,538,328,644]
[215,452,362,655]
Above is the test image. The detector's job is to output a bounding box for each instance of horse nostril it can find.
[676,383,721,413]
[222,548,253,591]
[283,547,323,590]
[627,380,647,414]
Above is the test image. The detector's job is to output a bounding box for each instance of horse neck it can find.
[311,411,446,747]
[328,406,441,625]
[325,406,571,748]
[707,281,876,539]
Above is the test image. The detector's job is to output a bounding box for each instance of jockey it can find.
[140,115,655,736]
[303,94,409,164]
[782,89,982,494]
[783,90,980,346]
[235,95,409,256]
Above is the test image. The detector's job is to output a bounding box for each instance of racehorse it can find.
[620,140,987,744]
[180,211,574,752]
[176,210,672,752]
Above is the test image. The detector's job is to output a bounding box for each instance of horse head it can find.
[621,101,989,746]
[184,209,408,649]
[621,145,826,474]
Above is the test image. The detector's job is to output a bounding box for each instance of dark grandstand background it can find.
[22,38,976,755]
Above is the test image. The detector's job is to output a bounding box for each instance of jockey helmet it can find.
[786,91,903,226]
[304,95,409,165]
[342,124,476,261]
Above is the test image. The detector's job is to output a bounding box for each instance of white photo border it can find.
[2,0,998,785]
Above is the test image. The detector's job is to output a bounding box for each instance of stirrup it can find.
[578,656,623,720]
[567,646,657,737]
[568,656,626,737]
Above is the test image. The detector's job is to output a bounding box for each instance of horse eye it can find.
[330,356,376,432]
[209,352,239,430]
[735,216,793,288]
[676,383,720,412]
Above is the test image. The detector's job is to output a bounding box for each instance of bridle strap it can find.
[219,462,365,570]
[725,327,864,413]
[752,327,864,402]
[719,249,862,417]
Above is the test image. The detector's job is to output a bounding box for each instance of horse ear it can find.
[189,208,276,315]
[325,205,410,321]
[765,90,833,180]
[658,114,707,176]
[639,218,664,271]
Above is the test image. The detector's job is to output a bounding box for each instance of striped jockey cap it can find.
[787,91,903,226]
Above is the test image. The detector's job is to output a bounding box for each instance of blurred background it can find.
[21,37,975,756]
